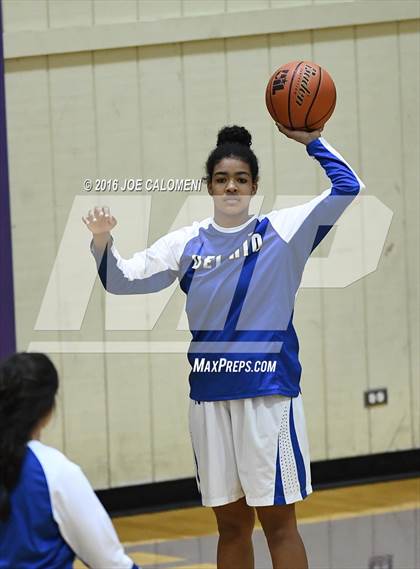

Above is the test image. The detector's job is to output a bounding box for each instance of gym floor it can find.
[75,478,419,569]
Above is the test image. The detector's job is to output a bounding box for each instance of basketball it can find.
[265,61,336,131]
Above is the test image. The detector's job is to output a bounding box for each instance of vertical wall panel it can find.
[93,49,141,181]
[5,56,64,451]
[268,31,327,461]
[138,0,182,20]
[47,6,109,484]
[106,350,153,486]
[398,20,420,448]
[312,27,369,458]
[227,0,270,11]
[4,59,54,356]
[137,44,192,481]
[2,0,48,31]
[137,45,186,181]
[92,47,153,486]
[48,0,93,27]
[47,4,110,488]
[150,354,193,481]
[183,0,225,16]
[183,39,228,174]
[356,23,412,453]
[93,0,138,24]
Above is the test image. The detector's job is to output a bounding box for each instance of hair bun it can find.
[216,125,252,148]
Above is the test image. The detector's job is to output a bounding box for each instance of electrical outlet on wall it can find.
[368,554,393,569]
[364,388,388,407]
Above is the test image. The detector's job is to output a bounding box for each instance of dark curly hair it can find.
[206,125,259,182]
[0,352,58,521]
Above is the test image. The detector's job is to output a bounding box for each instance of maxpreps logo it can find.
[191,233,263,270]
[193,358,277,374]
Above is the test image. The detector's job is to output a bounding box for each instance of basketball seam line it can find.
[306,90,336,129]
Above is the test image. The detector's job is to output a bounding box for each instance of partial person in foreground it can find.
[84,123,364,569]
[0,352,139,569]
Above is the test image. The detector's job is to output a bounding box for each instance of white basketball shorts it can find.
[188,394,312,507]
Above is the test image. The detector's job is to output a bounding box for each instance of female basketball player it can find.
[0,352,139,569]
[83,123,363,569]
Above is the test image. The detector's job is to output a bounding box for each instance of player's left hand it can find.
[275,122,323,145]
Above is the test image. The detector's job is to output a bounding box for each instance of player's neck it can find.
[213,212,253,228]
[30,427,42,441]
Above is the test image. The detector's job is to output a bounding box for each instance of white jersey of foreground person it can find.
[0,439,140,569]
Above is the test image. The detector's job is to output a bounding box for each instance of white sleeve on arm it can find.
[267,137,365,256]
[51,461,138,569]
[90,230,181,295]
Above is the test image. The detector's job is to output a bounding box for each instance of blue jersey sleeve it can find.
[306,137,363,196]
[306,136,364,251]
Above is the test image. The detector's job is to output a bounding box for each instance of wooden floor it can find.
[74,477,419,568]
[114,477,419,544]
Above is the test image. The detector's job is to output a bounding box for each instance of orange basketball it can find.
[265,61,336,131]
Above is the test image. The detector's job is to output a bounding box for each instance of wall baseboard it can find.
[96,449,420,517]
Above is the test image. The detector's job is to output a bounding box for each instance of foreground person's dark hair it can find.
[0,352,58,521]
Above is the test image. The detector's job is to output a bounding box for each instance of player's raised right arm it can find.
[83,206,178,295]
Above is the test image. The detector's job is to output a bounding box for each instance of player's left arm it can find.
[274,123,364,253]
[51,461,140,569]
[276,122,364,196]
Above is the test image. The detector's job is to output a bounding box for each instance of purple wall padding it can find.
[0,1,16,359]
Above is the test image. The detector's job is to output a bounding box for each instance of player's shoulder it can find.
[28,440,82,486]
[163,218,213,246]
[265,191,331,221]
[262,206,303,226]
[156,219,212,264]
[261,193,330,242]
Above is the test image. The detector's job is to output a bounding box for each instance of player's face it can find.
[208,158,257,220]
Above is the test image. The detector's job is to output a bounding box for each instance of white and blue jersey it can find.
[0,441,138,569]
[92,138,363,402]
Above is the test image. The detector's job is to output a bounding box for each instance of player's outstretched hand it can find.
[275,122,323,146]
[82,206,117,235]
